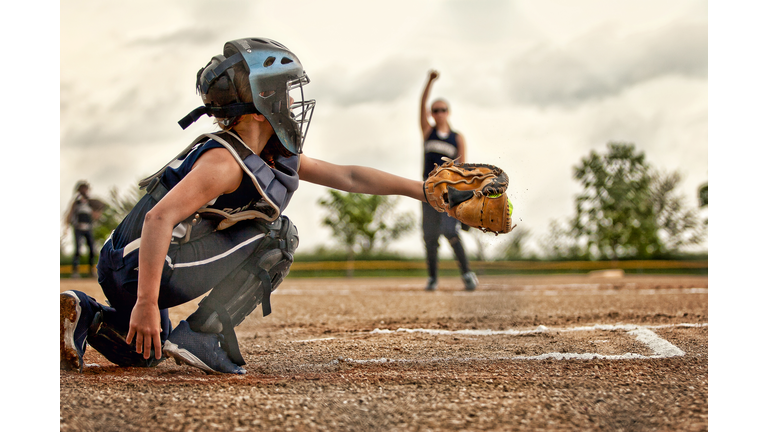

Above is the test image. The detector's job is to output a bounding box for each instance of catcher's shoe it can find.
[60,291,94,372]
[462,272,478,291]
[87,311,166,368]
[425,277,438,292]
[163,320,245,375]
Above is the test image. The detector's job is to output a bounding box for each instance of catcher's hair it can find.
[199,58,252,130]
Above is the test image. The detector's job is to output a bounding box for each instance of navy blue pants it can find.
[72,229,95,274]
[95,218,278,342]
[421,202,470,278]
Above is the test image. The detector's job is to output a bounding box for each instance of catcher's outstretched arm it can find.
[298,154,426,202]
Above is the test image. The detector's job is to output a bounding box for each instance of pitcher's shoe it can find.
[163,320,245,375]
[60,291,91,372]
[425,277,438,291]
[462,272,479,291]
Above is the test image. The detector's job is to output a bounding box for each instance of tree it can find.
[93,185,143,245]
[573,142,662,259]
[500,226,533,260]
[697,182,708,227]
[318,190,415,272]
[650,171,706,253]
[546,142,705,260]
[698,183,708,208]
[539,219,583,260]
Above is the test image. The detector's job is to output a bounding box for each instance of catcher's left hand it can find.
[423,159,515,234]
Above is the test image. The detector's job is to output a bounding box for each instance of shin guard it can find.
[187,216,299,365]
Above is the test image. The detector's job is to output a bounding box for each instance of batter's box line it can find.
[321,323,705,365]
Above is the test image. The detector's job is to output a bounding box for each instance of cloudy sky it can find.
[14,2,768,422]
[59,0,708,257]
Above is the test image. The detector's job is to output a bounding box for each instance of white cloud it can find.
[59,0,708,258]
[503,21,707,107]
[310,56,430,106]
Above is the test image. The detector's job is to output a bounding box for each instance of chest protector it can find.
[138,130,300,232]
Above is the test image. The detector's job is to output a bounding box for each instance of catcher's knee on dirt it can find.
[87,311,168,368]
[186,216,299,366]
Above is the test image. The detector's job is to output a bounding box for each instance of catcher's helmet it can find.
[178,37,315,155]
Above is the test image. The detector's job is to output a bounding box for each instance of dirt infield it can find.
[60,273,708,431]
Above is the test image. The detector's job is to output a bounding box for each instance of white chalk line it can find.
[301,323,705,366]
[290,337,337,343]
[370,322,706,336]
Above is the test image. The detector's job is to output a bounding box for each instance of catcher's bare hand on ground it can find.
[126,300,163,360]
[424,158,515,234]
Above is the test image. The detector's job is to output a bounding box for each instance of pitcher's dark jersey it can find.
[423,128,459,180]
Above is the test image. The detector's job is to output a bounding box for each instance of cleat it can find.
[60,291,88,372]
[163,320,245,375]
[462,272,478,291]
[425,277,438,291]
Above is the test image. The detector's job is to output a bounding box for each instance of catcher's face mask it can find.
[179,37,316,155]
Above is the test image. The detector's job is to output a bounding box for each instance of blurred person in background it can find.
[65,180,102,278]
[419,70,477,292]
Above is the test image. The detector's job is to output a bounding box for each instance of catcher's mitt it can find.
[424,159,515,234]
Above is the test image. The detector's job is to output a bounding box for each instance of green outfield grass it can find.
[60,259,707,278]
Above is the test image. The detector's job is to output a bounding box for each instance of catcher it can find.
[60,37,513,375]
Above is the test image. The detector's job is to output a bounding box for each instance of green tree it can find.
[547,142,705,260]
[697,182,708,227]
[650,171,706,253]
[500,226,533,260]
[539,219,583,260]
[572,142,660,259]
[93,185,143,245]
[318,190,415,272]
[698,183,708,207]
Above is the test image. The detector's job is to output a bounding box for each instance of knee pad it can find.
[87,311,166,368]
[187,216,298,365]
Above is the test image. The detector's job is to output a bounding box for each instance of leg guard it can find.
[87,310,168,368]
[186,216,299,365]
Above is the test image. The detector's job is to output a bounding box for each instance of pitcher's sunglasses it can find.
[432,108,448,114]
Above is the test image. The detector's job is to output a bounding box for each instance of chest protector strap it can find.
[138,131,300,230]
